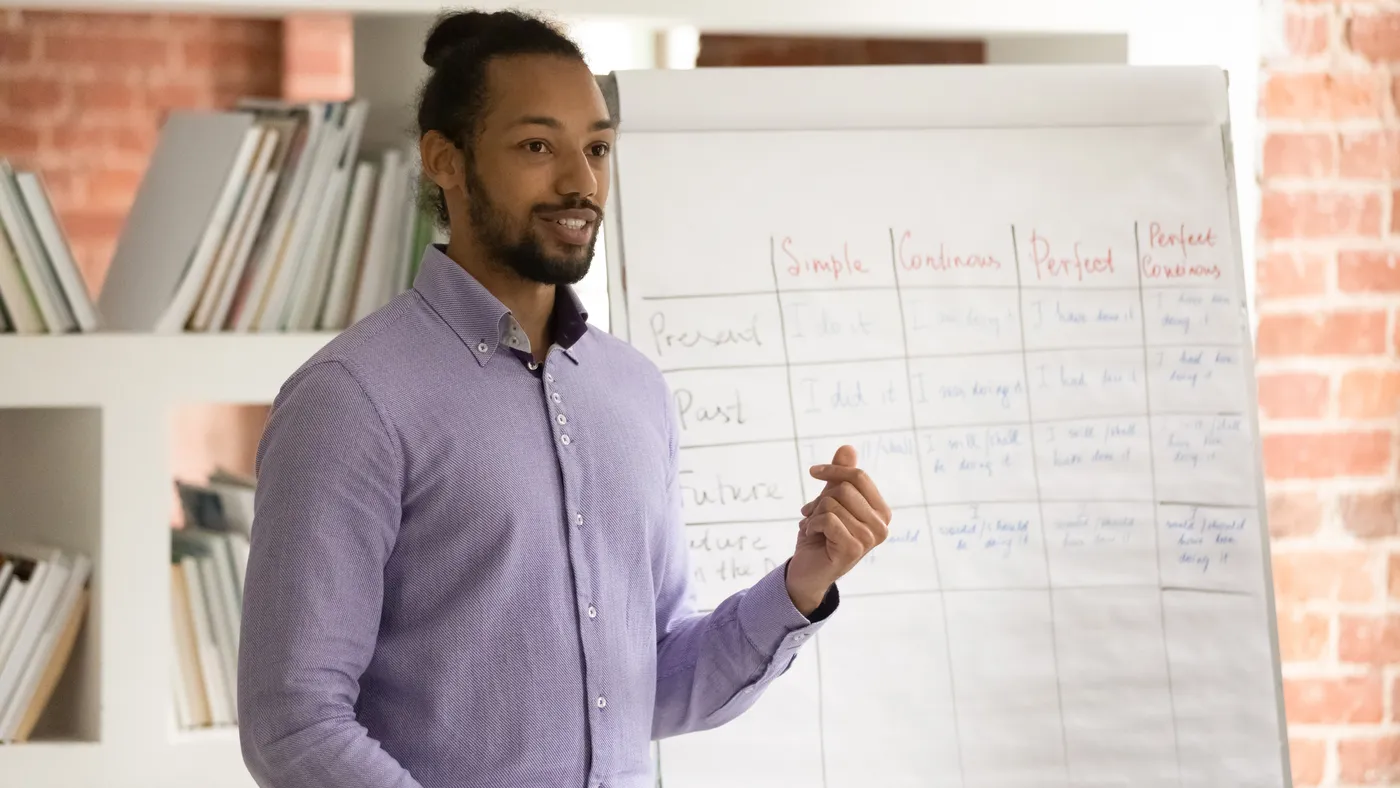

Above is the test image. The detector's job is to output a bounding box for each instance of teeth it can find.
[557,219,586,230]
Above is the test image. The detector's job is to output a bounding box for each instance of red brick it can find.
[59,210,127,244]
[1269,490,1324,539]
[1340,615,1400,663]
[1264,133,1337,178]
[1255,310,1388,356]
[1339,735,1400,784]
[1260,189,1384,239]
[1290,737,1327,787]
[0,120,40,158]
[1339,250,1400,291]
[1339,369,1400,417]
[1262,71,1390,120]
[1276,608,1331,661]
[0,77,67,116]
[86,166,145,209]
[42,33,172,71]
[1340,491,1399,537]
[0,32,34,64]
[1263,431,1392,479]
[1273,551,1378,603]
[71,80,145,115]
[45,122,155,161]
[1290,9,1332,57]
[1257,252,1330,299]
[1349,11,1400,63]
[1340,131,1400,178]
[1257,372,1330,419]
[1285,674,1384,723]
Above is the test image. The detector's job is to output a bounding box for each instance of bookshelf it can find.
[0,4,1257,787]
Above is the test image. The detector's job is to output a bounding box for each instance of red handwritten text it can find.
[1030,231,1115,282]
[897,230,1001,273]
[781,236,868,282]
[1141,221,1223,280]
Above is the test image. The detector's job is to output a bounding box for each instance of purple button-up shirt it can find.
[237,245,834,788]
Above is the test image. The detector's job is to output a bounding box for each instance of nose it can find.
[555,146,597,200]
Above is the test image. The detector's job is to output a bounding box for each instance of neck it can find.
[445,237,555,360]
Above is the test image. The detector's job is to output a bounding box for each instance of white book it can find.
[0,162,72,333]
[203,130,289,332]
[318,160,377,330]
[13,171,98,332]
[188,125,281,332]
[0,218,42,334]
[232,101,328,332]
[350,149,406,322]
[284,164,351,330]
[0,552,89,740]
[0,554,69,727]
[153,126,265,333]
[180,556,231,725]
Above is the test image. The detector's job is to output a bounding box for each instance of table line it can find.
[1011,223,1074,786]
[680,412,1246,450]
[1136,220,1187,783]
[890,227,968,788]
[656,343,1245,372]
[683,500,1258,527]
[638,283,1237,299]
[767,233,829,788]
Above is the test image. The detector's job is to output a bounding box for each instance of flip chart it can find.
[602,65,1288,788]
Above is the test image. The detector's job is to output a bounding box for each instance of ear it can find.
[420,130,465,194]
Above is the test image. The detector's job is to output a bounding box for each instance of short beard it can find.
[465,160,598,286]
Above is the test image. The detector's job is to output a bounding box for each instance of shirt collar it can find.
[412,244,589,366]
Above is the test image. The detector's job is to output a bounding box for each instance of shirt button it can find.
[477,341,489,353]
[587,605,597,619]
[575,513,584,526]
[596,696,607,709]
[545,373,554,383]
[552,393,561,403]
[528,361,539,370]
[556,414,567,425]
[560,434,571,445]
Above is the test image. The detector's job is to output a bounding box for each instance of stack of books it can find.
[98,98,444,334]
[169,469,253,730]
[0,541,92,742]
[0,160,100,335]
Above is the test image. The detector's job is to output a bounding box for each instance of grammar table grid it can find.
[616,126,1285,788]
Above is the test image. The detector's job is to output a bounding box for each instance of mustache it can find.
[533,197,603,218]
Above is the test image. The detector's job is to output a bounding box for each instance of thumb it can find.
[831,444,858,468]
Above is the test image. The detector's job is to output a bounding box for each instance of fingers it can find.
[830,444,858,468]
[802,509,865,562]
[807,463,893,525]
[818,494,880,551]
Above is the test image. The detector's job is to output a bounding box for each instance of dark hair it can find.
[416,9,586,228]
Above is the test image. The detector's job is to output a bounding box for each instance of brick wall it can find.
[696,34,984,67]
[0,10,283,294]
[1260,3,1400,786]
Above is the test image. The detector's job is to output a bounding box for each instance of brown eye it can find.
[524,141,548,154]
[589,142,611,158]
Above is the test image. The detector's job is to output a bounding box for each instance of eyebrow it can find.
[511,115,618,132]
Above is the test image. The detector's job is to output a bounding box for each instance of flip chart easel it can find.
[600,64,1290,788]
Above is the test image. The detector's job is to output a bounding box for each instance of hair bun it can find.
[422,10,491,69]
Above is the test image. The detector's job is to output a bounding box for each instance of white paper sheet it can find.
[614,117,1284,787]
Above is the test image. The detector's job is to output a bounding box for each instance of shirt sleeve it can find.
[649,387,837,740]
[237,360,424,788]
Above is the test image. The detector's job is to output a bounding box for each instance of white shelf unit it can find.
[0,2,1259,786]
[0,334,332,788]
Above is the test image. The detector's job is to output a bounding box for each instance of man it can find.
[237,9,891,788]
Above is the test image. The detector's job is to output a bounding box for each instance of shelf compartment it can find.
[0,407,102,744]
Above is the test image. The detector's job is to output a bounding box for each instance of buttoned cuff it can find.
[736,560,833,659]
